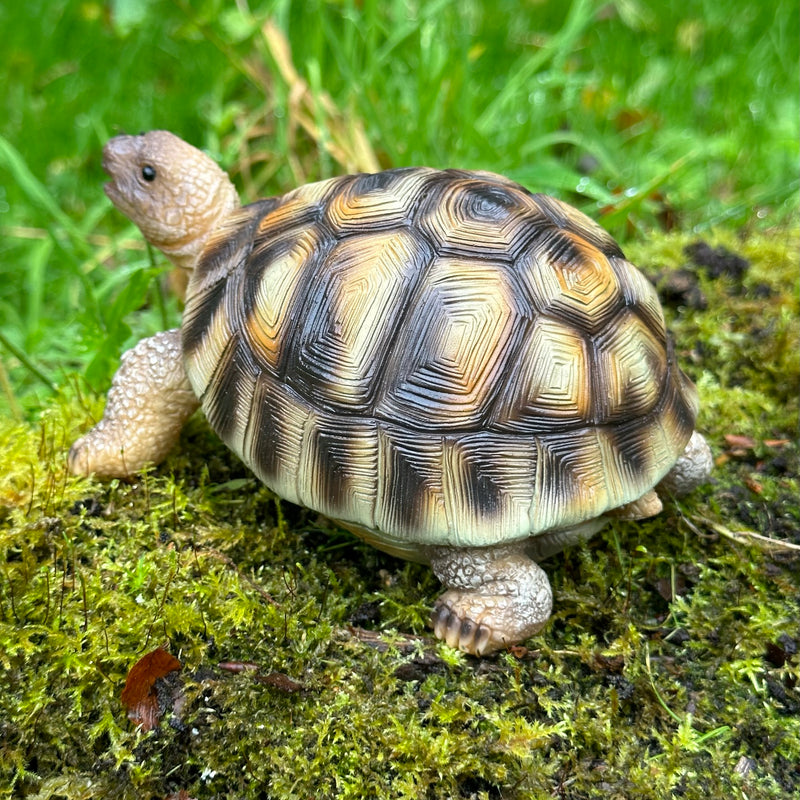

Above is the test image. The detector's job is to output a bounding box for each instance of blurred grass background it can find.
[1,0,798,417]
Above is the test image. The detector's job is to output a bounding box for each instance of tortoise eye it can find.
[141,164,157,182]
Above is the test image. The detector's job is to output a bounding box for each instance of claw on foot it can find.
[431,601,493,655]
[428,545,554,656]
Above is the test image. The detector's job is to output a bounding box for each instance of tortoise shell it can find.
[181,167,697,558]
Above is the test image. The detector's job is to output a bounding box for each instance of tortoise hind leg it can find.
[69,329,199,479]
[429,543,553,656]
[657,430,713,497]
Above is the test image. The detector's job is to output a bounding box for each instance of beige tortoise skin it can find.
[69,131,712,656]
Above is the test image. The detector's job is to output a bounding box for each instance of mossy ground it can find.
[1,225,798,799]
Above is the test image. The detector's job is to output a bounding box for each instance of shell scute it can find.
[517,231,624,333]
[417,173,538,260]
[441,432,539,546]
[490,316,590,432]
[324,168,434,233]
[243,221,335,374]
[612,256,666,334]
[244,374,308,507]
[375,257,528,430]
[592,308,668,422]
[285,229,432,412]
[375,425,449,543]
[532,428,612,531]
[201,332,257,455]
[298,416,379,527]
[531,193,624,259]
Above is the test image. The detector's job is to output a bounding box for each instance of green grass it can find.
[1,0,798,414]
[1,1,799,798]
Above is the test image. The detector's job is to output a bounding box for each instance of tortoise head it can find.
[102,131,239,273]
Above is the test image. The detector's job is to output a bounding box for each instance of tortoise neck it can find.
[159,182,241,299]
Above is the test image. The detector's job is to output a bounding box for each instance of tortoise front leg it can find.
[69,329,199,479]
[429,543,553,656]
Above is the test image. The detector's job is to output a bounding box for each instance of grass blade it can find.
[0,329,57,393]
[0,135,91,256]
[476,0,598,134]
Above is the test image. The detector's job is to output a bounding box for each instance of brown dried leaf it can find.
[724,433,757,450]
[744,476,764,494]
[591,653,626,674]
[120,648,182,731]
[255,671,304,693]
[260,19,380,175]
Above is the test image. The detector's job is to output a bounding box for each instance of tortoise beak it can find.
[102,134,139,209]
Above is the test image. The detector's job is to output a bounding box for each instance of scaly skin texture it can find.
[69,131,714,655]
[429,544,553,655]
[101,131,239,286]
[657,430,714,498]
[69,329,199,478]
[70,131,238,475]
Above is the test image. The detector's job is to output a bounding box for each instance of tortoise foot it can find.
[429,544,553,655]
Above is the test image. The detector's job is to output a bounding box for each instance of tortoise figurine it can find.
[69,131,713,655]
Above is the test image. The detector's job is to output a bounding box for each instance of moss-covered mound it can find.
[1,227,798,799]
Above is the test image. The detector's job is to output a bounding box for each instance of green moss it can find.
[2,226,799,798]
[628,228,800,412]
